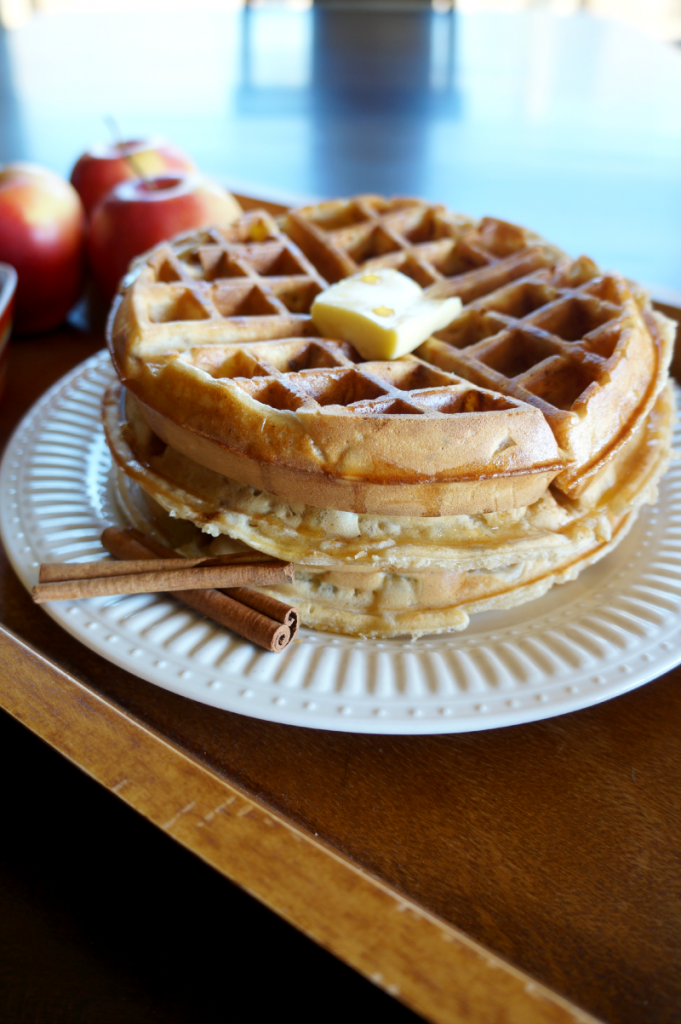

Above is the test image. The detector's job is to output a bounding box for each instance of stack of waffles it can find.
[104,197,676,637]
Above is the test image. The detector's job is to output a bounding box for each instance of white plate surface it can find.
[2,351,681,734]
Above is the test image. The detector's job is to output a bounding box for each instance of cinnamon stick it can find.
[32,560,294,604]
[101,526,297,653]
[226,588,299,638]
[39,553,281,582]
[109,529,299,638]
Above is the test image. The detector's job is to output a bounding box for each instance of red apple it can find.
[0,163,86,334]
[88,173,242,303]
[70,138,196,217]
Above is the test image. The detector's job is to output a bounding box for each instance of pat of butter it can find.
[311,268,462,360]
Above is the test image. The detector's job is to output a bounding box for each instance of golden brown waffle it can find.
[282,196,674,499]
[108,200,675,516]
[130,337,564,517]
[418,258,673,497]
[282,194,565,301]
[106,381,674,637]
[109,208,327,376]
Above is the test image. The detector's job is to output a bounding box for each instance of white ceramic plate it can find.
[2,350,681,734]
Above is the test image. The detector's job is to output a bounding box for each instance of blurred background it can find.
[0,0,680,287]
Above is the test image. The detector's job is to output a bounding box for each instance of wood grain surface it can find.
[0,625,601,1024]
[0,308,680,1024]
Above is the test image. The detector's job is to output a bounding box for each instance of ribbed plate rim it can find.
[1,349,681,734]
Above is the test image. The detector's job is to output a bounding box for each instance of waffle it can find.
[418,259,672,497]
[108,199,675,518]
[106,383,672,573]
[282,194,565,301]
[109,208,327,377]
[106,381,675,638]
[131,337,564,517]
[116,461,640,638]
[284,196,673,499]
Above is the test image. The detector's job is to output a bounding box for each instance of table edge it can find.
[0,622,601,1024]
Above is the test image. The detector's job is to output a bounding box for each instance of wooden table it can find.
[0,297,679,1024]
[2,7,681,1022]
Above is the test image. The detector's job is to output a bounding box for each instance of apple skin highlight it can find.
[88,174,242,303]
[70,138,196,217]
[0,163,86,334]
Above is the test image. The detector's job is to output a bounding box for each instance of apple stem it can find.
[103,114,147,181]
[104,114,122,143]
